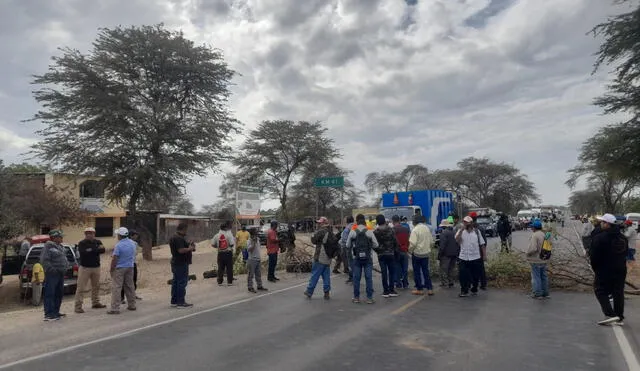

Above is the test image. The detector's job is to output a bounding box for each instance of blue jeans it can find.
[412,256,433,291]
[268,253,278,280]
[43,271,64,318]
[395,252,409,288]
[353,259,374,299]
[530,263,549,297]
[306,262,331,295]
[378,254,396,294]
[171,264,189,305]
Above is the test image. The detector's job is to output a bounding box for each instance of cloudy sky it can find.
[0,0,630,210]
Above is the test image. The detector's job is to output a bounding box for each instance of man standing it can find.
[40,230,69,321]
[470,212,489,290]
[74,227,106,313]
[623,220,637,274]
[456,216,485,297]
[438,219,459,288]
[392,215,410,290]
[340,216,355,284]
[212,221,236,286]
[169,223,195,308]
[235,225,250,261]
[497,214,512,253]
[305,217,334,300]
[409,215,434,296]
[591,213,628,326]
[266,221,280,282]
[108,227,136,314]
[122,229,142,304]
[246,228,267,293]
[373,215,399,298]
[526,220,549,299]
[346,214,379,304]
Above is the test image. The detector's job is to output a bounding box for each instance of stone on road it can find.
[2,274,631,371]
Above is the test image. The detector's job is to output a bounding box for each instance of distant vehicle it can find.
[510,216,523,231]
[475,215,497,237]
[19,244,79,296]
[625,213,640,229]
[256,224,292,246]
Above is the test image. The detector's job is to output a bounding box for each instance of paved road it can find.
[2,272,634,371]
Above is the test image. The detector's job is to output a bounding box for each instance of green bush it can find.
[485,252,530,289]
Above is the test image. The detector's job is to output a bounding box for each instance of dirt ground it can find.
[0,234,315,314]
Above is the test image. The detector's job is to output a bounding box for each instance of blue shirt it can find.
[113,238,136,268]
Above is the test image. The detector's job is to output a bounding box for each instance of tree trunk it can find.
[128,189,153,261]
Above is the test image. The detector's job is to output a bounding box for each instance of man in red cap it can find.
[305,217,335,299]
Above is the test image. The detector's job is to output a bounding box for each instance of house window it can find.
[95,217,114,237]
[79,180,105,198]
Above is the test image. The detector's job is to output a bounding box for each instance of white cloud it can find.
[0,0,629,211]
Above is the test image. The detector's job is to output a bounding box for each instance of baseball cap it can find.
[463,216,473,223]
[439,219,451,227]
[116,227,129,236]
[597,213,617,224]
[469,212,478,218]
[625,220,633,226]
[49,230,63,238]
[84,227,96,233]
[316,216,329,225]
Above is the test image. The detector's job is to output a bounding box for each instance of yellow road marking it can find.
[392,296,424,315]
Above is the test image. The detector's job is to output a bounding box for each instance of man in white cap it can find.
[591,213,628,326]
[108,227,137,314]
[455,216,485,297]
[74,227,107,313]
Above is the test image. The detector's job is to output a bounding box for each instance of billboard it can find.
[236,186,261,219]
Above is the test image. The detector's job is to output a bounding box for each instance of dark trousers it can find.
[43,271,64,318]
[121,263,138,300]
[171,264,189,305]
[217,251,234,284]
[439,256,457,286]
[459,259,483,294]
[345,247,354,280]
[268,253,278,280]
[378,254,396,294]
[412,256,433,291]
[335,249,349,273]
[479,260,487,289]
[594,273,626,320]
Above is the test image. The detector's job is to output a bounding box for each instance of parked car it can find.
[476,216,497,237]
[257,224,294,246]
[19,244,79,296]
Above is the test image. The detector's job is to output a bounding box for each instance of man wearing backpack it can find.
[346,214,379,304]
[392,215,410,290]
[455,216,485,297]
[591,213,628,326]
[305,217,336,299]
[211,221,236,286]
[373,215,399,298]
[527,219,549,299]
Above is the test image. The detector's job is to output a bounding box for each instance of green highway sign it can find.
[314,177,344,188]
[238,185,261,193]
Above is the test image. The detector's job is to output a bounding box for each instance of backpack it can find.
[352,229,372,262]
[539,232,552,260]
[323,230,340,259]
[218,234,229,251]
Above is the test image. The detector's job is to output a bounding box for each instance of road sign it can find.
[314,177,344,188]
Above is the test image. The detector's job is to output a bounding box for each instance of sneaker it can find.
[389,291,399,297]
[127,307,136,311]
[57,313,66,317]
[382,292,390,298]
[412,290,424,296]
[324,292,330,300]
[366,298,375,304]
[218,283,225,287]
[107,310,120,315]
[459,293,470,298]
[176,303,194,309]
[614,320,625,326]
[274,277,280,281]
[352,298,361,304]
[74,308,85,314]
[92,303,107,309]
[257,287,268,291]
[304,291,312,299]
[531,295,544,300]
[227,283,235,286]
[170,304,178,308]
[598,316,621,326]
[248,288,257,293]
[43,316,59,322]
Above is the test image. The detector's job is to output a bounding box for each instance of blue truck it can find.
[379,190,455,232]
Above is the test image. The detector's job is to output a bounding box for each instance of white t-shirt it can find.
[458,228,485,261]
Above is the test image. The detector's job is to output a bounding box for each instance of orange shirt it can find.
[266,229,279,254]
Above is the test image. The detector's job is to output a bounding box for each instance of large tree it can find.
[569,189,605,216]
[442,157,539,213]
[364,164,445,194]
[232,120,339,220]
[27,24,239,216]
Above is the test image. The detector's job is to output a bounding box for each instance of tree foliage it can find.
[364,165,445,194]
[569,189,605,215]
[26,24,240,215]
[139,190,194,215]
[232,120,339,220]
